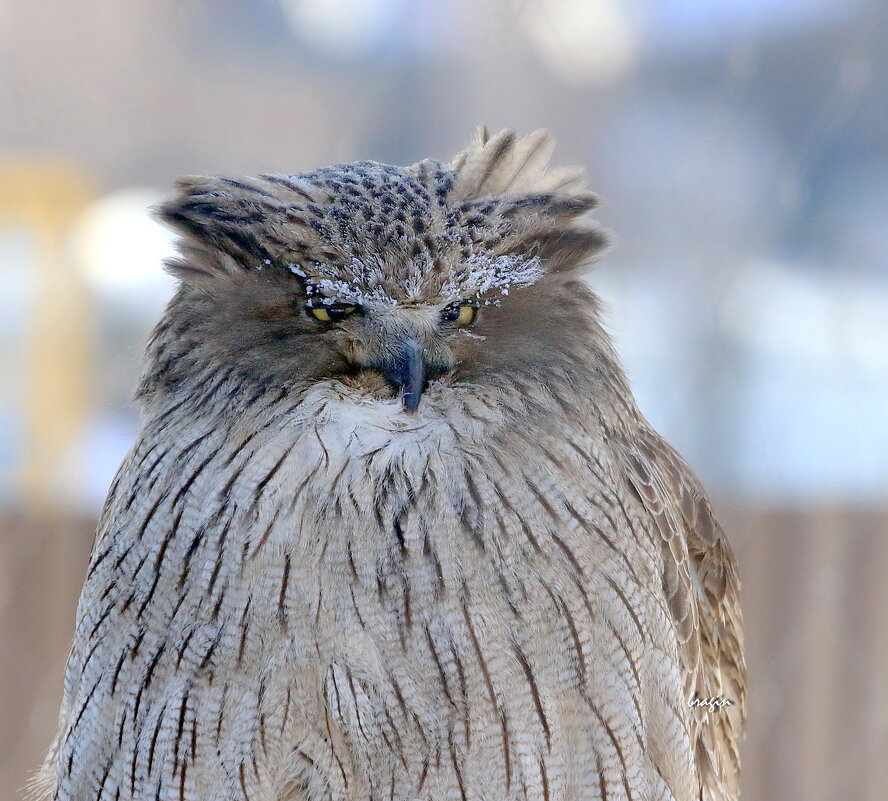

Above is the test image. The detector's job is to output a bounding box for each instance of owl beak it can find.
[383,338,426,412]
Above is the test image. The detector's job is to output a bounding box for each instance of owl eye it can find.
[441,301,478,327]
[306,302,359,323]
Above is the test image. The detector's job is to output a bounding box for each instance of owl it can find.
[39,128,745,801]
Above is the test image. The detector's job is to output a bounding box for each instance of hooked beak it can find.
[383,338,426,412]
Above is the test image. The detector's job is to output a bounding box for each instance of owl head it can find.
[151,128,608,413]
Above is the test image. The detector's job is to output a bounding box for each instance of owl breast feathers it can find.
[40,128,745,801]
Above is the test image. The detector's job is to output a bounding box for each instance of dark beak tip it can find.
[402,391,422,413]
[384,337,426,413]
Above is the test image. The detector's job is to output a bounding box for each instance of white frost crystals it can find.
[283,252,545,308]
[444,253,544,301]
[287,258,398,306]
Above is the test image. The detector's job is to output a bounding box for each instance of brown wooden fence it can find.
[1,508,886,801]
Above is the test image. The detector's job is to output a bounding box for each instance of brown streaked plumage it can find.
[38,127,745,801]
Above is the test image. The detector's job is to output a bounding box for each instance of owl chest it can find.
[241,467,652,791]
[247,506,563,795]
[220,416,663,797]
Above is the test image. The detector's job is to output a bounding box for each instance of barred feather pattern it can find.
[39,129,744,801]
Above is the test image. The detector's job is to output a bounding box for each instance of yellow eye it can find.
[310,307,333,322]
[442,302,478,327]
[455,304,476,326]
[307,303,358,323]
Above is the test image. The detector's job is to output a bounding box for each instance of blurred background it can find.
[1,0,886,799]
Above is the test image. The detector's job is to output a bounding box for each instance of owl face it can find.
[183,242,572,415]
[300,295,476,412]
[153,133,607,413]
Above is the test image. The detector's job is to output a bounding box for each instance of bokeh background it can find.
[1,1,887,799]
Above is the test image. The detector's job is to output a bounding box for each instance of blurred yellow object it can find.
[0,161,94,513]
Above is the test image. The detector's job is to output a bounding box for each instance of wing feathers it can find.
[619,427,746,801]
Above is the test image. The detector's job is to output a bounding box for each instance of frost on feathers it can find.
[287,259,397,306]
[441,254,544,303]
[286,253,544,307]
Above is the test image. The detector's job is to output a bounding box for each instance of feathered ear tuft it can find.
[153,175,324,292]
[448,127,586,200]
[449,127,609,272]
[153,176,268,291]
[516,225,610,272]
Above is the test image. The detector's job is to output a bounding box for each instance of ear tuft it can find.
[448,127,585,200]
[527,227,610,272]
[153,174,325,291]
[449,127,609,272]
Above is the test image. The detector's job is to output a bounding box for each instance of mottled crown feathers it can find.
[155,127,608,295]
